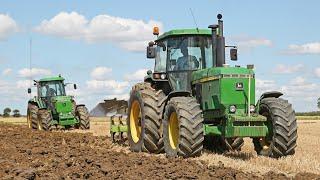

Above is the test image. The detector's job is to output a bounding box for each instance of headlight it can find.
[250,105,255,113]
[229,105,236,113]
[160,74,166,80]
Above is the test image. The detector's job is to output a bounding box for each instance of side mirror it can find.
[147,46,156,58]
[73,84,77,90]
[147,70,152,75]
[230,48,238,61]
[28,88,31,94]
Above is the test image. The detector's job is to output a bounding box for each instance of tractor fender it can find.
[167,91,191,100]
[28,97,46,109]
[256,91,283,112]
[160,91,191,119]
[259,91,283,99]
[76,104,86,108]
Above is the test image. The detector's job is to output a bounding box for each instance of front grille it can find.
[233,121,264,126]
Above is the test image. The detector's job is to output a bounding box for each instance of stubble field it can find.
[0,117,319,179]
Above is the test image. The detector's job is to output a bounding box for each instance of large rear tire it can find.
[38,109,53,131]
[253,97,297,158]
[163,97,204,158]
[76,106,90,130]
[27,103,38,129]
[127,83,166,153]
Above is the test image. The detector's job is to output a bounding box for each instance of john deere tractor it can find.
[126,14,297,158]
[27,75,90,130]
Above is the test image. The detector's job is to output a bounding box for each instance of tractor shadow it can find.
[223,151,255,161]
[203,148,255,161]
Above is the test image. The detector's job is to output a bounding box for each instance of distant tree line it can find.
[1,108,21,117]
[296,98,320,116]
[295,111,320,116]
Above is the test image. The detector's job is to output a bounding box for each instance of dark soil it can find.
[0,124,319,179]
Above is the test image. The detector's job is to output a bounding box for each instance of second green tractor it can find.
[27,75,90,131]
[126,14,297,158]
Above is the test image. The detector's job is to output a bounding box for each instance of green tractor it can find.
[126,14,297,158]
[27,75,90,131]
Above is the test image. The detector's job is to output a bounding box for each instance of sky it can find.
[0,0,319,114]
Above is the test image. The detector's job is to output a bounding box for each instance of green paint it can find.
[111,125,128,133]
[156,29,211,41]
[39,76,65,82]
[52,96,73,113]
[204,114,268,137]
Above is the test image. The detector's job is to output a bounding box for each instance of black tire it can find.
[163,97,204,158]
[76,106,90,130]
[27,103,38,129]
[253,97,297,158]
[127,83,166,153]
[38,109,53,131]
[204,136,244,153]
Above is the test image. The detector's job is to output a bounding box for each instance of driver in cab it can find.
[175,44,199,70]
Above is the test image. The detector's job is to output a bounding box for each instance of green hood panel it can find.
[52,96,73,114]
[192,67,254,83]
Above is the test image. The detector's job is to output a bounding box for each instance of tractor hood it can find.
[51,96,74,114]
[192,67,254,82]
[192,67,255,117]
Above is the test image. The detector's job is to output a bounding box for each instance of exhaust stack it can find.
[208,14,226,67]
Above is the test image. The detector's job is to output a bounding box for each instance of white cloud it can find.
[288,76,318,90]
[230,35,272,51]
[283,42,320,55]
[255,78,279,97]
[86,79,129,93]
[35,11,163,52]
[90,66,112,80]
[18,68,52,78]
[0,14,18,40]
[273,64,304,74]
[315,68,320,78]
[2,68,12,76]
[124,69,147,82]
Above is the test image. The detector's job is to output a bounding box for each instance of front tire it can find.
[27,103,38,129]
[163,97,204,158]
[38,109,53,131]
[76,106,90,130]
[127,83,165,153]
[253,97,297,158]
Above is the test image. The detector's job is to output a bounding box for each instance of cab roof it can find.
[156,29,212,41]
[39,76,64,82]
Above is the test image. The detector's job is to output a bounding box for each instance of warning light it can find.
[153,26,159,35]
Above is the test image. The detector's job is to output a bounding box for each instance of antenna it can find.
[29,37,32,97]
[189,8,199,32]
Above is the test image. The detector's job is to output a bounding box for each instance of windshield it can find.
[39,81,66,97]
[167,36,213,71]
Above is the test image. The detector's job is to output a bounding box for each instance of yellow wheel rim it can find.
[169,112,179,149]
[27,112,32,128]
[37,119,42,130]
[130,100,142,143]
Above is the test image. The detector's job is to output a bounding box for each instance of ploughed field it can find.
[0,117,319,179]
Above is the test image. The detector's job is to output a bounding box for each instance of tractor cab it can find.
[38,77,66,98]
[152,31,214,91]
[146,15,237,93]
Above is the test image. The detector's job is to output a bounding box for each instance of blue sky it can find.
[0,0,319,114]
